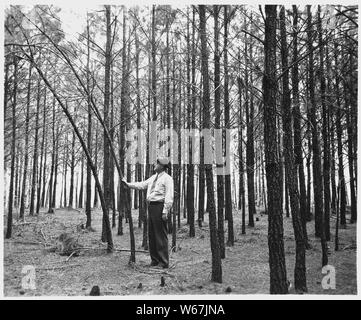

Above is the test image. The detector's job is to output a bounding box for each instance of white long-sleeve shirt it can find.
[126,171,174,214]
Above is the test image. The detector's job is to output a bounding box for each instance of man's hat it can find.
[157,157,171,169]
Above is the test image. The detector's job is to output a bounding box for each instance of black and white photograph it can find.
[1,0,359,300]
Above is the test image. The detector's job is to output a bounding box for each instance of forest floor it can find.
[3,206,357,296]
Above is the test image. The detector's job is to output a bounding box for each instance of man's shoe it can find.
[149,261,159,267]
[161,264,169,269]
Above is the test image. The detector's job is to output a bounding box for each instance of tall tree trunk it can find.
[118,7,127,237]
[14,142,21,209]
[40,137,48,208]
[280,6,307,293]
[199,4,222,283]
[6,55,18,238]
[68,130,75,208]
[36,84,47,214]
[325,38,337,219]
[245,29,256,227]
[223,5,233,246]
[213,5,225,258]
[78,154,84,208]
[334,41,346,226]
[62,137,68,208]
[29,78,41,215]
[85,14,92,228]
[19,63,33,219]
[237,76,246,235]
[190,7,199,229]
[118,7,136,263]
[292,5,309,247]
[142,51,152,250]
[102,5,113,243]
[135,22,144,230]
[318,6,331,241]
[198,91,205,225]
[110,64,116,228]
[93,122,99,208]
[172,54,180,241]
[307,5,328,266]
[263,5,288,294]
[344,46,357,224]
[335,180,341,251]
[47,86,56,213]
[186,8,195,238]
[51,128,59,209]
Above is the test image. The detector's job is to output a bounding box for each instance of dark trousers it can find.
[148,202,169,267]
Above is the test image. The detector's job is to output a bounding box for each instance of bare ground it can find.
[3,206,357,296]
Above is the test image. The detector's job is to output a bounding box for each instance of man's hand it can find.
[121,178,129,188]
[162,212,168,222]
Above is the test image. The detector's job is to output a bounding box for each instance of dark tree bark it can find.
[4,50,10,119]
[151,4,157,124]
[223,5,234,247]
[51,128,59,209]
[102,5,113,242]
[29,78,41,215]
[325,37,337,219]
[36,85,47,214]
[110,64,116,228]
[187,8,195,238]
[135,22,144,230]
[317,6,331,241]
[40,142,48,209]
[19,63,33,219]
[14,142,21,209]
[237,76,246,235]
[68,130,76,208]
[78,154,84,208]
[171,56,181,242]
[349,37,357,196]
[6,55,18,238]
[280,6,307,293]
[93,122,99,208]
[47,85,56,213]
[174,59,183,241]
[213,5,225,258]
[141,45,153,249]
[307,5,328,266]
[198,76,205,226]
[85,14,92,228]
[190,7,199,229]
[189,10,201,229]
[117,10,126,236]
[199,4,222,283]
[62,137,68,207]
[245,30,256,227]
[344,46,357,224]
[335,181,341,251]
[117,7,135,263]
[292,5,309,247]
[263,5,288,294]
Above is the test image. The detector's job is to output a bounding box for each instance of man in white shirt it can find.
[123,157,174,268]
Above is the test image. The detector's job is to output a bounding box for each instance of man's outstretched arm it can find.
[123,177,151,190]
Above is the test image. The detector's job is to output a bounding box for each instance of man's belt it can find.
[148,201,165,205]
